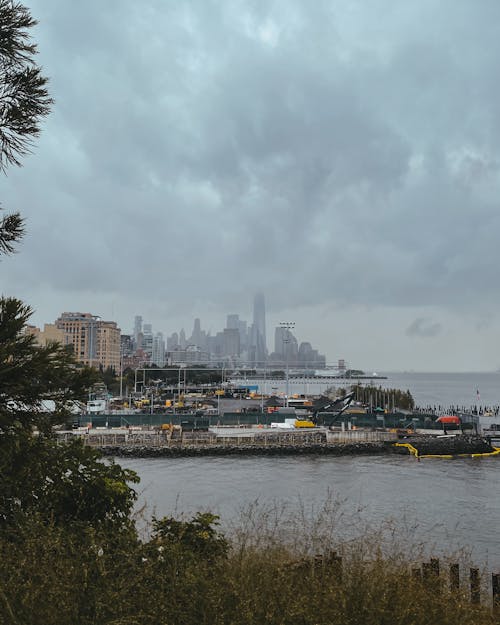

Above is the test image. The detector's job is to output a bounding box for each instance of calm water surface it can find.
[247,371,500,407]
[119,373,500,568]
[120,453,500,568]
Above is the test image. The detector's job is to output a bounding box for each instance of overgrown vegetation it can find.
[0,511,496,625]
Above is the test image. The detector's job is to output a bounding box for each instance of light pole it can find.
[279,322,295,407]
[260,366,266,415]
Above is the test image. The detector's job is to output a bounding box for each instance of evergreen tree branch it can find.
[0,208,24,254]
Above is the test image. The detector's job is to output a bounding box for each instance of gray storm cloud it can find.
[406,317,443,339]
[2,0,500,369]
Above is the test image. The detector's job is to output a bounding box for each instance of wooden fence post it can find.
[492,573,500,612]
[326,551,343,583]
[313,554,323,573]
[449,563,460,591]
[430,558,440,578]
[422,559,440,591]
[470,568,480,604]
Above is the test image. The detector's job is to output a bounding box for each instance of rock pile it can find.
[98,441,391,458]
[394,436,494,457]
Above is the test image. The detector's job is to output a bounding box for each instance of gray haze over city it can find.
[2,0,500,372]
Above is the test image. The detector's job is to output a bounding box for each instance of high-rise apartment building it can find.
[152,332,165,367]
[24,323,68,347]
[142,324,153,359]
[55,312,120,371]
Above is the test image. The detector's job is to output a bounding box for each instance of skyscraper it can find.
[152,332,165,367]
[142,325,153,359]
[223,328,240,358]
[133,315,142,347]
[189,318,206,349]
[226,314,239,330]
[251,293,267,365]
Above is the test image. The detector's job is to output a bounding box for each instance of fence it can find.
[411,558,500,610]
[326,430,398,443]
[298,553,500,612]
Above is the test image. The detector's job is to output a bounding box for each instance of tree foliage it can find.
[0,207,23,253]
[0,0,52,255]
[0,0,52,170]
[0,297,96,435]
[151,512,228,562]
[349,383,415,411]
[0,297,138,529]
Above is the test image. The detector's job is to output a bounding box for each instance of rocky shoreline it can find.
[396,436,496,457]
[96,435,498,459]
[98,441,392,458]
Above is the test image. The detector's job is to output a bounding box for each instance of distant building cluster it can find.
[24,294,327,372]
[124,294,326,370]
[25,312,121,371]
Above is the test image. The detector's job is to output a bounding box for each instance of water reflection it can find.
[120,454,500,568]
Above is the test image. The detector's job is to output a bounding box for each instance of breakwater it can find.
[394,436,497,458]
[98,441,391,458]
[96,434,499,459]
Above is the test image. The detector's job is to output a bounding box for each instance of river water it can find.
[236,371,500,408]
[118,372,500,569]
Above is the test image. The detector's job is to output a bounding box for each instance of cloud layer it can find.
[2,0,500,370]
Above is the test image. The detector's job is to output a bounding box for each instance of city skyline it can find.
[3,1,500,372]
[128,292,327,369]
[25,292,327,372]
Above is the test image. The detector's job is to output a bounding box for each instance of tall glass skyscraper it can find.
[251,293,267,365]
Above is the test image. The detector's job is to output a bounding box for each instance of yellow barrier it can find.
[394,442,500,460]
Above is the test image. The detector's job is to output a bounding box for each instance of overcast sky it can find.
[2,0,500,372]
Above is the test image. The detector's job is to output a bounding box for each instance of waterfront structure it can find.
[55,312,120,371]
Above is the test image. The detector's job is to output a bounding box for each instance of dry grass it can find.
[0,505,496,625]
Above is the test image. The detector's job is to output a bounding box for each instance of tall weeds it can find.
[0,504,495,625]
